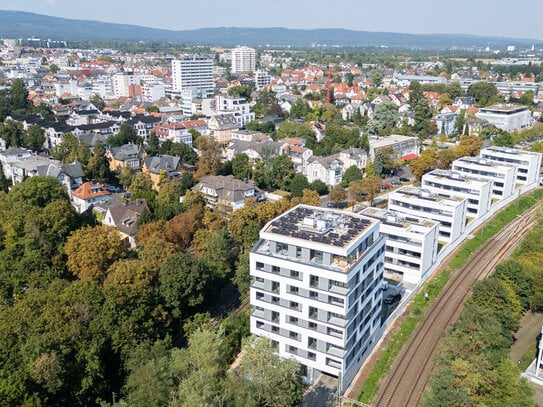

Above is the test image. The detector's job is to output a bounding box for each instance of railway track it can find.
[372,206,539,407]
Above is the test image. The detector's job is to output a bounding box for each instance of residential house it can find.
[208,113,240,145]
[97,199,149,248]
[71,181,111,213]
[304,155,343,186]
[194,174,264,211]
[106,144,144,173]
[142,154,182,189]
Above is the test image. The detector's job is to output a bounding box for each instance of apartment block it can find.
[361,207,439,285]
[250,205,386,387]
[422,169,493,218]
[171,56,214,95]
[452,156,517,200]
[388,186,468,244]
[479,146,542,187]
[231,46,256,74]
[475,104,532,132]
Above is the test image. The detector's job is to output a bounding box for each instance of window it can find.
[271,265,280,274]
[271,296,280,304]
[296,246,303,259]
[255,277,264,283]
[309,306,318,320]
[256,291,264,300]
[308,337,317,349]
[310,249,323,264]
[329,295,345,306]
[272,281,280,293]
[256,262,264,270]
[287,345,298,355]
[310,290,318,299]
[289,316,299,325]
[290,270,301,280]
[310,275,319,288]
[256,321,264,328]
[271,325,279,333]
[290,301,299,310]
[289,285,299,294]
[271,311,279,322]
[289,331,299,340]
[307,352,316,361]
[276,242,288,255]
[309,321,318,330]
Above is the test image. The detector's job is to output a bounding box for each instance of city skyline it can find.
[1,0,542,41]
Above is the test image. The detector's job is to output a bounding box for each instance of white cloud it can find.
[46,0,56,5]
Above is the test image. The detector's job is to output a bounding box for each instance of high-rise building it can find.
[231,46,256,74]
[250,204,386,387]
[171,56,214,95]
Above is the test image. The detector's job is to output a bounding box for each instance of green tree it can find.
[107,123,139,147]
[413,97,433,138]
[361,176,382,205]
[158,252,213,318]
[341,165,363,187]
[289,98,311,120]
[309,179,329,195]
[8,176,69,207]
[23,124,46,151]
[408,80,424,107]
[366,102,399,135]
[289,174,310,197]
[329,185,347,203]
[0,119,25,147]
[89,93,105,110]
[493,131,514,147]
[147,131,160,156]
[231,153,251,180]
[409,148,437,181]
[10,78,30,113]
[85,142,111,182]
[467,81,499,107]
[235,336,305,407]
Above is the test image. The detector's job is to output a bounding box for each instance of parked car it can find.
[399,177,410,183]
[384,293,402,305]
[381,183,393,190]
[327,201,347,209]
[391,179,401,186]
[326,201,338,208]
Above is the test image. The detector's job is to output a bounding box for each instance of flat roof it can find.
[425,169,492,185]
[361,207,439,230]
[479,103,528,113]
[392,186,466,204]
[264,204,375,248]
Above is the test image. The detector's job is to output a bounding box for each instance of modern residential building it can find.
[361,207,439,285]
[388,186,468,244]
[479,146,542,187]
[254,70,271,90]
[421,169,493,218]
[475,104,533,132]
[112,72,140,98]
[368,134,420,161]
[451,156,517,200]
[171,56,214,95]
[231,46,256,74]
[250,205,386,387]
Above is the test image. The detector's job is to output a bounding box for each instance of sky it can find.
[1,0,543,40]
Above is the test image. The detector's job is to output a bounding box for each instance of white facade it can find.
[304,156,343,187]
[231,46,256,74]
[112,73,140,97]
[368,134,420,160]
[361,207,440,285]
[479,146,542,187]
[422,169,493,218]
[250,205,386,387]
[255,69,271,90]
[388,186,468,244]
[171,56,214,95]
[142,82,165,102]
[475,104,533,132]
[214,95,255,127]
[452,156,517,200]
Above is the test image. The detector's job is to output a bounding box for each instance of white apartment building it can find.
[112,73,140,97]
[171,56,214,95]
[91,75,115,100]
[479,146,542,187]
[476,104,533,132]
[452,156,517,200]
[368,134,420,160]
[361,207,439,285]
[141,82,165,102]
[214,95,255,127]
[422,169,493,218]
[231,46,256,74]
[255,69,271,90]
[388,186,468,244]
[250,205,386,387]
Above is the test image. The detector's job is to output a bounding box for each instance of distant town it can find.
[1,34,543,407]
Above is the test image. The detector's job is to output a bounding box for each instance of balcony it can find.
[327,345,346,358]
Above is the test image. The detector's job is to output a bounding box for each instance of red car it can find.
[381,183,393,190]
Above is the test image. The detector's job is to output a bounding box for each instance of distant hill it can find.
[0,10,540,49]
